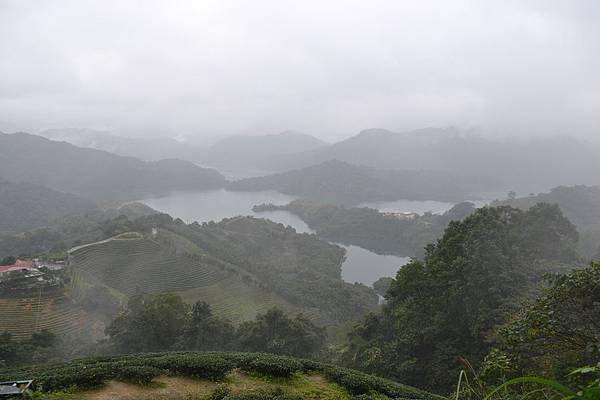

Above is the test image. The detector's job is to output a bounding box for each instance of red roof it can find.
[0,260,34,273]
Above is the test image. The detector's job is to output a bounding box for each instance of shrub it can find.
[149,353,234,380]
[0,351,438,399]
[237,353,303,377]
[114,365,163,385]
[210,383,232,400]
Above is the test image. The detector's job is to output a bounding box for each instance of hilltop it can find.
[229,160,493,206]
[0,132,226,204]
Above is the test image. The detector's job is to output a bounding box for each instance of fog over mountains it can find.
[32,126,600,194]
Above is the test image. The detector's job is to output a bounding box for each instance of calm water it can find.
[141,190,412,286]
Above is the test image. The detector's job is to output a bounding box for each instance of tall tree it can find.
[178,301,235,351]
[106,291,189,353]
[237,308,326,357]
[491,263,600,380]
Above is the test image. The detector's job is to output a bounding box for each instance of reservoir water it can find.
[140,189,416,286]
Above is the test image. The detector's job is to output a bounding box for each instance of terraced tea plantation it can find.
[0,288,91,340]
[0,352,442,400]
[68,233,300,323]
[70,237,228,295]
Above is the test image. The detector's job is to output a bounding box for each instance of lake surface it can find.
[140,190,413,286]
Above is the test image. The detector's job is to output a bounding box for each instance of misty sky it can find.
[0,0,599,142]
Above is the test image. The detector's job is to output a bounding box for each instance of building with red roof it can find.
[0,259,34,274]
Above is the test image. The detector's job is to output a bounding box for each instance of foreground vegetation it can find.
[0,352,439,399]
[343,204,583,392]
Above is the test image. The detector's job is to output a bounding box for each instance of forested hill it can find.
[230,160,495,205]
[0,177,98,234]
[254,199,478,257]
[0,132,226,204]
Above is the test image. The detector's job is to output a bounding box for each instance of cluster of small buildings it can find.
[0,259,67,294]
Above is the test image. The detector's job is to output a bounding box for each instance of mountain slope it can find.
[229,160,495,205]
[0,177,98,234]
[0,132,226,203]
[262,127,600,191]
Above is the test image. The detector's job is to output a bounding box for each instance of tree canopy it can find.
[492,263,600,380]
[343,204,579,392]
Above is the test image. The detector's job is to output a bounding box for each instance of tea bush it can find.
[0,351,439,399]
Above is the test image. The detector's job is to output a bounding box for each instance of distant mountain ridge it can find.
[40,128,202,161]
[259,127,600,191]
[0,132,226,204]
[229,159,497,205]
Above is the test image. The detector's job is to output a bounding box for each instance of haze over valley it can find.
[1,1,599,399]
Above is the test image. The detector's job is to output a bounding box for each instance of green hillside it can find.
[64,215,377,325]
[0,213,376,340]
[0,352,440,400]
[68,234,303,324]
